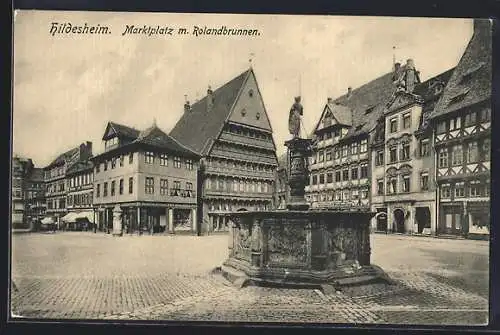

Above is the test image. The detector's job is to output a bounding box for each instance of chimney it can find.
[81,141,93,160]
[207,85,214,112]
[327,97,333,104]
[405,59,417,93]
[347,87,352,98]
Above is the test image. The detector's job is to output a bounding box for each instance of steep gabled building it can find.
[429,19,492,238]
[25,167,46,229]
[170,67,278,233]
[92,121,200,235]
[306,60,420,210]
[371,67,454,234]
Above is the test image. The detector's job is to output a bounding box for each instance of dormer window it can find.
[105,137,119,149]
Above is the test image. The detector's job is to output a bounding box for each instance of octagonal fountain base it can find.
[215,210,394,293]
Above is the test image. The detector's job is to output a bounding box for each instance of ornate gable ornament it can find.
[386,167,398,177]
[385,91,424,114]
[399,164,413,175]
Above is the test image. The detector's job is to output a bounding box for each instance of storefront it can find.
[439,202,465,236]
[467,201,490,238]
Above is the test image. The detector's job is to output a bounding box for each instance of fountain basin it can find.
[219,210,392,290]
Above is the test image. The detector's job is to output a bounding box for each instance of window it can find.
[455,182,465,198]
[377,179,384,195]
[403,113,411,129]
[437,121,446,134]
[119,179,123,195]
[402,175,410,193]
[420,139,430,157]
[319,174,325,184]
[128,177,133,194]
[325,150,332,161]
[387,178,397,194]
[342,146,348,157]
[111,180,115,196]
[111,158,116,169]
[186,182,193,191]
[390,118,398,133]
[159,154,168,166]
[441,184,451,198]
[483,138,490,161]
[145,152,154,164]
[360,188,368,199]
[326,173,333,183]
[312,175,318,185]
[160,179,168,195]
[375,150,384,166]
[421,173,429,191]
[119,155,124,167]
[351,189,359,200]
[326,132,332,139]
[104,161,108,171]
[401,142,410,160]
[318,151,324,162]
[451,145,463,166]
[351,167,358,180]
[480,108,491,122]
[470,181,481,197]
[360,163,368,178]
[174,157,182,168]
[145,177,154,194]
[389,147,397,163]
[342,169,349,181]
[450,116,461,130]
[360,139,368,153]
[334,147,340,159]
[186,159,194,170]
[129,152,134,164]
[173,181,181,190]
[335,171,341,182]
[103,182,108,197]
[467,142,479,163]
[351,142,359,155]
[465,112,477,126]
[438,149,449,168]
[96,184,100,197]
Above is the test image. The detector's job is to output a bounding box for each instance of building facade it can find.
[429,19,491,238]
[170,67,278,233]
[24,167,46,230]
[11,156,34,229]
[43,142,93,228]
[63,160,94,230]
[370,66,454,234]
[92,122,200,235]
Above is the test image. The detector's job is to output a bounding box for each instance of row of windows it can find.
[440,180,490,198]
[95,178,194,197]
[374,139,430,166]
[208,202,270,212]
[67,192,93,207]
[205,177,273,193]
[308,188,369,202]
[95,152,194,173]
[389,112,412,133]
[206,158,274,173]
[436,109,491,134]
[47,198,65,210]
[376,172,430,195]
[313,139,368,163]
[46,181,65,194]
[224,125,273,141]
[438,139,490,168]
[310,164,369,185]
[317,127,349,141]
[105,137,119,149]
[45,167,65,179]
[68,173,93,188]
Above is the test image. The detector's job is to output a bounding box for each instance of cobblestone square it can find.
[11,232,489,325]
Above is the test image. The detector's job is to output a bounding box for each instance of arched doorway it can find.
[415,207,431,234]
[394,209,405,233]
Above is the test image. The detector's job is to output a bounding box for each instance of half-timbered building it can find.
[429,19,492,238]
[170,67,278,233]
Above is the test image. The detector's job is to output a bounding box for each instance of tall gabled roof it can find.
[45,147,80,169]
[430,19,492,119]
[169,69,251,155]
[134,125,200,158]
[103,121,141,141]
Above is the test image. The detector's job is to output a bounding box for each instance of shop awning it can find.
[41,217,55,225]
[74,211,95,223]
[61,212,77,223]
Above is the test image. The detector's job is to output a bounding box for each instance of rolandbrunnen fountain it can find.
[218,97,391,292]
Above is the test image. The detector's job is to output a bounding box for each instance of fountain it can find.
[217,97,391,292]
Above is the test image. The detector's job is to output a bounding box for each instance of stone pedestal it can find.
[112,205,123,237]
[284,138,312,211]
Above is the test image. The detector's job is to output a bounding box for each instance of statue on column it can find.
[288,96,304,138]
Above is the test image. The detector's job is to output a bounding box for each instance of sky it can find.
[12,11,473,166]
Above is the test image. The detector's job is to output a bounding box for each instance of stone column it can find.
[112,205,123,237]
[191,208,197,234]
[305,221,312,269]
[168,208,174,234]
[284,138,313,210]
